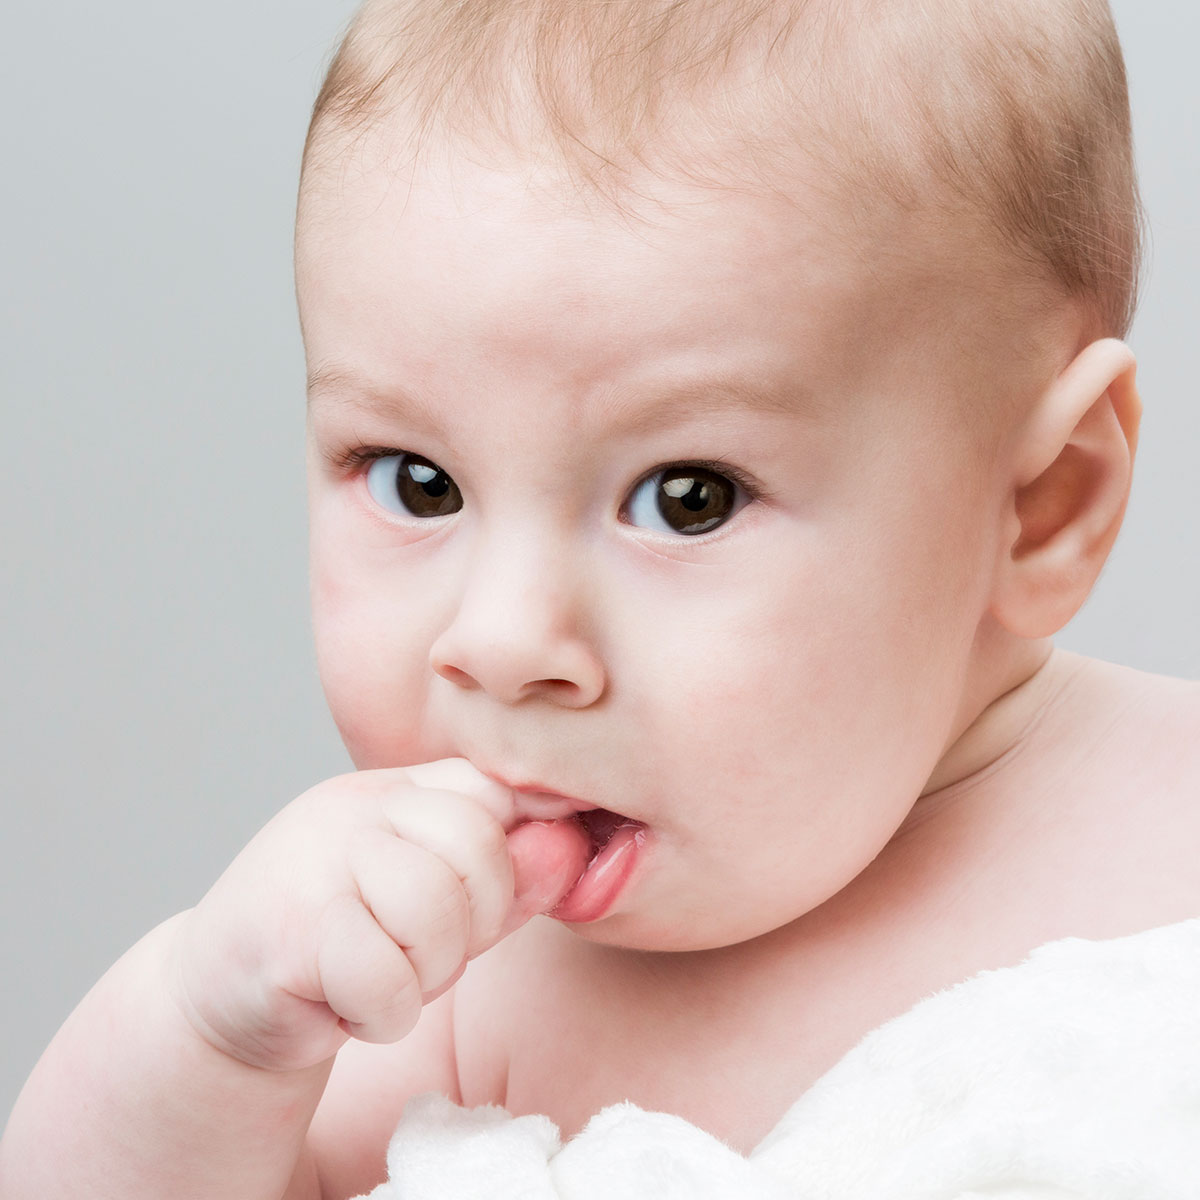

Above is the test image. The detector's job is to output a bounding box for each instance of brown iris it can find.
[393,454,462,517]
[655,468,736,534]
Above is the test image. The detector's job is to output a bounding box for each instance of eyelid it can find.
[327,444,408,475]
[329,448,768,497]
[619,458,765,542]
[324,445,463,531]
[630,458,769,504]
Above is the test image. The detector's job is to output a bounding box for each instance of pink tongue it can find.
[507,819,592,919]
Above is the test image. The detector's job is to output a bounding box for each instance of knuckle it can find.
[352,981,423,1045]
[315,897,423,1037]
[366,966,423,1028]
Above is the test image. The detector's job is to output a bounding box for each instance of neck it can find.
[920,635,1076,799]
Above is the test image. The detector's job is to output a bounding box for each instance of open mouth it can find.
[575,806,639,862]
[551,806,646,923]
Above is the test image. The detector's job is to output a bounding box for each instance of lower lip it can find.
[550,824,645,924]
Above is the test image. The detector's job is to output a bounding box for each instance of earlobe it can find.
[990,338,1141,639]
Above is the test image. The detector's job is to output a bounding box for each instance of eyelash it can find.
[629,458,767,505]
[330,445,408,474]
[330,446,771,508]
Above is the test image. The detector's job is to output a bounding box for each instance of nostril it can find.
[535,678,588,701]
[521,676,607,707]
[429,628,606,706]
[433,662,478,689]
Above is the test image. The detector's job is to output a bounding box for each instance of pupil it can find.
[412,468,449,498]
[681,481,709,512]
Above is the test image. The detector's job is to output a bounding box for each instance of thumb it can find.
[502,820,591,935]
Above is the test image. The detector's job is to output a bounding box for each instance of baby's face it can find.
[297,139,1009,951]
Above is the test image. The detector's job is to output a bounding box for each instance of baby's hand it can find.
[166,760,590,1072]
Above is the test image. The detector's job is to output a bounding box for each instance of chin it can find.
[552,909,768,954]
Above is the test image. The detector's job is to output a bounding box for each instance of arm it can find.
[0,913,331,1200]
[0,761,586,1200]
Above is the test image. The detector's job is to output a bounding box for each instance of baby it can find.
[4,0,1200,1196]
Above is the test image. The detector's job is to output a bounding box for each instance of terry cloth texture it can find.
[355,918,1200,1200]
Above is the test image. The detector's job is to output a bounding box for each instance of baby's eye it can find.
[365,453,463,518]
[624,466,745,536]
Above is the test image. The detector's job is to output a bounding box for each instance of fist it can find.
[167,760,590,1072]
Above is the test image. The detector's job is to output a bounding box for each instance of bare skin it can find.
[310,653,1200,1195]
[476,654,1200,1151]
[4,132,1194,1200]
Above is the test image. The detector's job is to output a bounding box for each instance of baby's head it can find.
[295,0,1143,951]
[301,0,1141,338]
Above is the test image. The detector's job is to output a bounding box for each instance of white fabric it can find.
[356,918,1200,1200]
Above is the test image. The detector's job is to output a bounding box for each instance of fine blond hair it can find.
[301,0,1143,340]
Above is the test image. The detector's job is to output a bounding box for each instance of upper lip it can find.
[506,783,601,822]
[477,766,602,820]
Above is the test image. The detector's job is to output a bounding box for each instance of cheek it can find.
[621,530,979,812]
[309,541,434,769]
[615,565,858,805]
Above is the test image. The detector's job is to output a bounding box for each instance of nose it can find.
[429,532,607,708]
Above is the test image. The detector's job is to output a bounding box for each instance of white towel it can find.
[356,918,1200,1200]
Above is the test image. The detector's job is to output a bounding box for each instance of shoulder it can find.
[307,984,460,1200]
[1040,653,1200,773]
[1055,655,1200,921]
[1073,656,1200,781]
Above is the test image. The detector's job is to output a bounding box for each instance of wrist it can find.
[153,910,339,1082]
[1,913,334,1200]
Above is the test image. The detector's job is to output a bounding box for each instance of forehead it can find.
[294,124,1040,450]
[301,144,943,407]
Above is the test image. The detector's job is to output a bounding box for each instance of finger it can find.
[378,787,515,953]
[499,820,591,939]
[402,759,516,828]
[314,892,423,1044]
[348,831,472,997]
[419,957,468,1007]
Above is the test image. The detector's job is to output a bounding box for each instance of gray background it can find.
[1,2,1196,1120]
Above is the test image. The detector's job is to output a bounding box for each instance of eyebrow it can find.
[307,364,446,434]
[306,361,817,432]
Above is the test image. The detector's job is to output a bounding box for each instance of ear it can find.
[990,338,1141,639]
